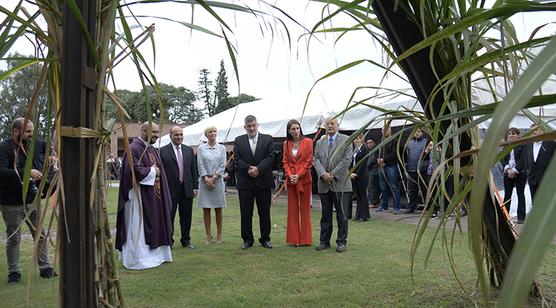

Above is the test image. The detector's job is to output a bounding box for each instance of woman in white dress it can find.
[197,126,227,245]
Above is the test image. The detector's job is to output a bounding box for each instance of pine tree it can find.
[213,60,230,114]
[197,68,214,116]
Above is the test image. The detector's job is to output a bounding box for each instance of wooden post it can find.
[60,0,97,306]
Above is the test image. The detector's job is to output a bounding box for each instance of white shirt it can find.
[504,149,518,174]
[249,133,259,153]
[533,141,542,163]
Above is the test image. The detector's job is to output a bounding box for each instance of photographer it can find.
[0,117,57,284]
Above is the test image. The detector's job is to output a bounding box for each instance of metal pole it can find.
[60,0,97,306]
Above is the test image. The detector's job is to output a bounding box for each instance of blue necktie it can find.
[328,137,334,154]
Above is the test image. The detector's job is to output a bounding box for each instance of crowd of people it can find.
[112,115,441,270]
[109,117,556,270]
[1,115,554,277]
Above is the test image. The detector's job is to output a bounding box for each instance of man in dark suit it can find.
[525,124,556,200]
[160,126,198,248]
[233,115,274,249]
[350,133,370,221]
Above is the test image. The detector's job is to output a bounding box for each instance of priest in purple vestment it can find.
[115,122,173,270]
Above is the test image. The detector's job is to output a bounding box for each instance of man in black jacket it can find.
[160,126,198,248]
[525,124,556,200]
[233,115,274,249]
[376,125,401,214]
[0,118,57,283]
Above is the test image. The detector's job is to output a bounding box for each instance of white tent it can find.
[473,77,556,129]
[156,96,423,147]
[155,77,556,148]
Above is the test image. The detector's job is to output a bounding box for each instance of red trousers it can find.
[286,183,312,245]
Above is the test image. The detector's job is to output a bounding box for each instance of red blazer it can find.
[282,138,313,189]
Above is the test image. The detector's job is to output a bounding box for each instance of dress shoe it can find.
[182,242,195,249]
[241,242,253,249]
[315,243,331,251]
[336,244,346,253]
[8,272,21,283]
[517,220,525,224]
[40,268,58,279]
[261,241,273,249]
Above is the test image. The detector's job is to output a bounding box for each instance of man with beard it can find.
[0,117,57,283]
[115,122,173,269]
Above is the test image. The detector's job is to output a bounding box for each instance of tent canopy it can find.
[155,77,556,148]
[156,97,423,147]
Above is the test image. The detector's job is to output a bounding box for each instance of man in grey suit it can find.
[313,116,353,253]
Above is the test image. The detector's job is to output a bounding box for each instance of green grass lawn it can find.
[1,188,555,307]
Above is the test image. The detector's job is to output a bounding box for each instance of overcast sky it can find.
[4,1,556,114]
[109,0,411,112]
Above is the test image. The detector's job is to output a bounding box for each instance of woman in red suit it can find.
[282,119,313,247]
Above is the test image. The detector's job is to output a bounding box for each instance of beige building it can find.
[109,122,181,157]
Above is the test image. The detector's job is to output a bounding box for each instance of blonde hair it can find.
[204,126,217,137]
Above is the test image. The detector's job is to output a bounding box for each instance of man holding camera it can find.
[0,117,57,284]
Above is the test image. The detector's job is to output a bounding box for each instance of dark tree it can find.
[213,60,230,114]
[197,68,214,116]
[168,86,203,124]
[0,54,50,138]
[226,93,258,109]
[104,89,134,121]
[105,83,202,124]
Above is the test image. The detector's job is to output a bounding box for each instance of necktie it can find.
[176,145,183,182]
[250,136,257,154]
[328,137,334,154]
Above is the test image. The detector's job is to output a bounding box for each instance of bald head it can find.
[324,116,338,136]
[141,122,160,144]
[170,126,183,146]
